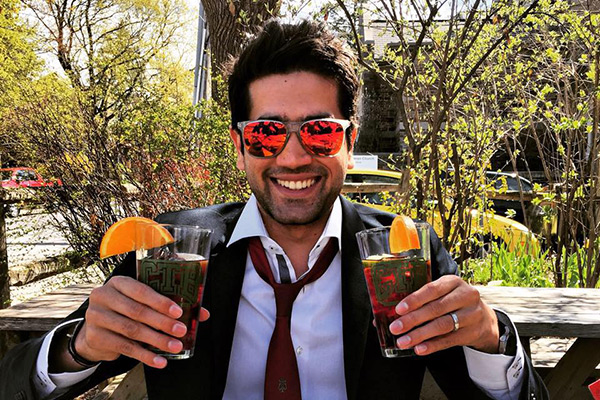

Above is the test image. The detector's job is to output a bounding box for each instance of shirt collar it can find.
[227,194,343,251]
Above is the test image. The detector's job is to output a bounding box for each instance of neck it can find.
[259,207,332,278]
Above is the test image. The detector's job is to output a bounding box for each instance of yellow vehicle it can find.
[343,169,539,254]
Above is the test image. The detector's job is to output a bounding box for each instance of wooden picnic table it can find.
[1,284,599,399]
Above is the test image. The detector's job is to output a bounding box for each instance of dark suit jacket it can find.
[0,198,548,400]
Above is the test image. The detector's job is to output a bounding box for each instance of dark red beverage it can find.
[137,254,208,358]
[363,255,431,357]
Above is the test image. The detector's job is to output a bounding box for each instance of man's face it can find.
[230,71,355,226]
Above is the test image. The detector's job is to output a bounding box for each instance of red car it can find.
[0,167,62,189]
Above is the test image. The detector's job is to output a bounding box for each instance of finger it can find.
[391,285,478,334]
[199,308,210,322]
[395,309,474,351]
[106,276,183,318]
[88,307,183,355]
[82,324,168,368]
[395,275,463,316]
[411,327,474,356]
[91,286,187,338]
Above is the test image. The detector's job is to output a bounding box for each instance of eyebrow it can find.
[256,113,334,121]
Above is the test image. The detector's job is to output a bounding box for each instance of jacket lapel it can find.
[340,198,372,400]
[209,238,248,398]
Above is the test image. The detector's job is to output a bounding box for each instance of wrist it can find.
[68,320,101,368]
[48,321,88,373]
[48,320,99,373]
[471,308,501,354]
[472,336,501,354]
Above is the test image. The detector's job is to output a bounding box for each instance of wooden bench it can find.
[477,286,600,399]
[1,284,599,399]
[0,284,147,399]
[0,284,96,359]
[0,284,94,333]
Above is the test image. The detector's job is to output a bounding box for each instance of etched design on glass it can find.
[139,258,203,305]
[372,258,428,306]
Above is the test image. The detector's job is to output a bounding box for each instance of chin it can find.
[267,206,325,226]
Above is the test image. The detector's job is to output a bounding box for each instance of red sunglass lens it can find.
[243,121,287,157]
[300,120,345,156]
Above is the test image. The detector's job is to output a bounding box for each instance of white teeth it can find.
[276,179,316,190]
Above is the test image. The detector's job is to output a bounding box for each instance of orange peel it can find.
[389,215,421,254]
[99,216,173,259]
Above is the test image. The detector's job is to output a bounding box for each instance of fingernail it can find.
[389,320,403,334]
[169,304,183,318]
[396,302,408,314]
[397,335,411,347]
[415,344,427,354]
[172,322,187,336]
[168,340,182,352]
[153,356,167,368]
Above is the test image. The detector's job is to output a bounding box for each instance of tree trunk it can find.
[202,0,281,99]
[0,190,9,309]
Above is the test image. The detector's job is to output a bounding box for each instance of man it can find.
[0,20,548,400]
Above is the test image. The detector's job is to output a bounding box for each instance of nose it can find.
[275,131,312,169]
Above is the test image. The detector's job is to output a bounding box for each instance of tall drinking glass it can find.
[135,224,212,359]
[356,222,431,357]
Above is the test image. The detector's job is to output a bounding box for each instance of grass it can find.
[462,240,600,288]
[464,241,553,287]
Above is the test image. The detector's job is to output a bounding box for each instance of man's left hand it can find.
[389,275,499,355]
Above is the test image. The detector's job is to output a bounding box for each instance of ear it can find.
[229,127,246,171]
[349,128,358,151]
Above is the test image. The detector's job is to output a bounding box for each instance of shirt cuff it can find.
[463,312,525,400]
[34,318,100,398]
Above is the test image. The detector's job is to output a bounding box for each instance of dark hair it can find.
[228,20,359,148]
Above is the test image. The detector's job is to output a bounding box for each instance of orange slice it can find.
[99,216,173,259]
[389,215,421,254]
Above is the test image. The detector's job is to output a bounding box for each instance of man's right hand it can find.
[71,276,208,369]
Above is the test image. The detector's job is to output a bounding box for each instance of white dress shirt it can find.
[35,195,525,399]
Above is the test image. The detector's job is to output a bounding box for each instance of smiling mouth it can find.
[275,178,318,190]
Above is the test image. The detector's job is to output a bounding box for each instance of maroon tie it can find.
[248,237,339,400]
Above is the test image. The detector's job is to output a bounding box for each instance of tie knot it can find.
[249,237,338,285]
[248,236,339,310]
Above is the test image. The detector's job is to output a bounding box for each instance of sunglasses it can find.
[237,118,352,158]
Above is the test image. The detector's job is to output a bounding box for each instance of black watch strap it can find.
[67,320,100,368]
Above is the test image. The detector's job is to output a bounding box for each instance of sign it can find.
[353,155,378,170]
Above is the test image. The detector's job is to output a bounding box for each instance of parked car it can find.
[484,171,544,225]
[440,169,546,234]
[343,169,539,255]
[1,167,62,217]
[1,167,62,189]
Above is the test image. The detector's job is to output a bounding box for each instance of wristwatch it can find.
[498,322,512,355]
[66,320,100,368]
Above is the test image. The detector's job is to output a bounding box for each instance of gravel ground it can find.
[6,209,71,268]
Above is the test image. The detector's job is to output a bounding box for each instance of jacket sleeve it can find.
[0,253,139,400]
